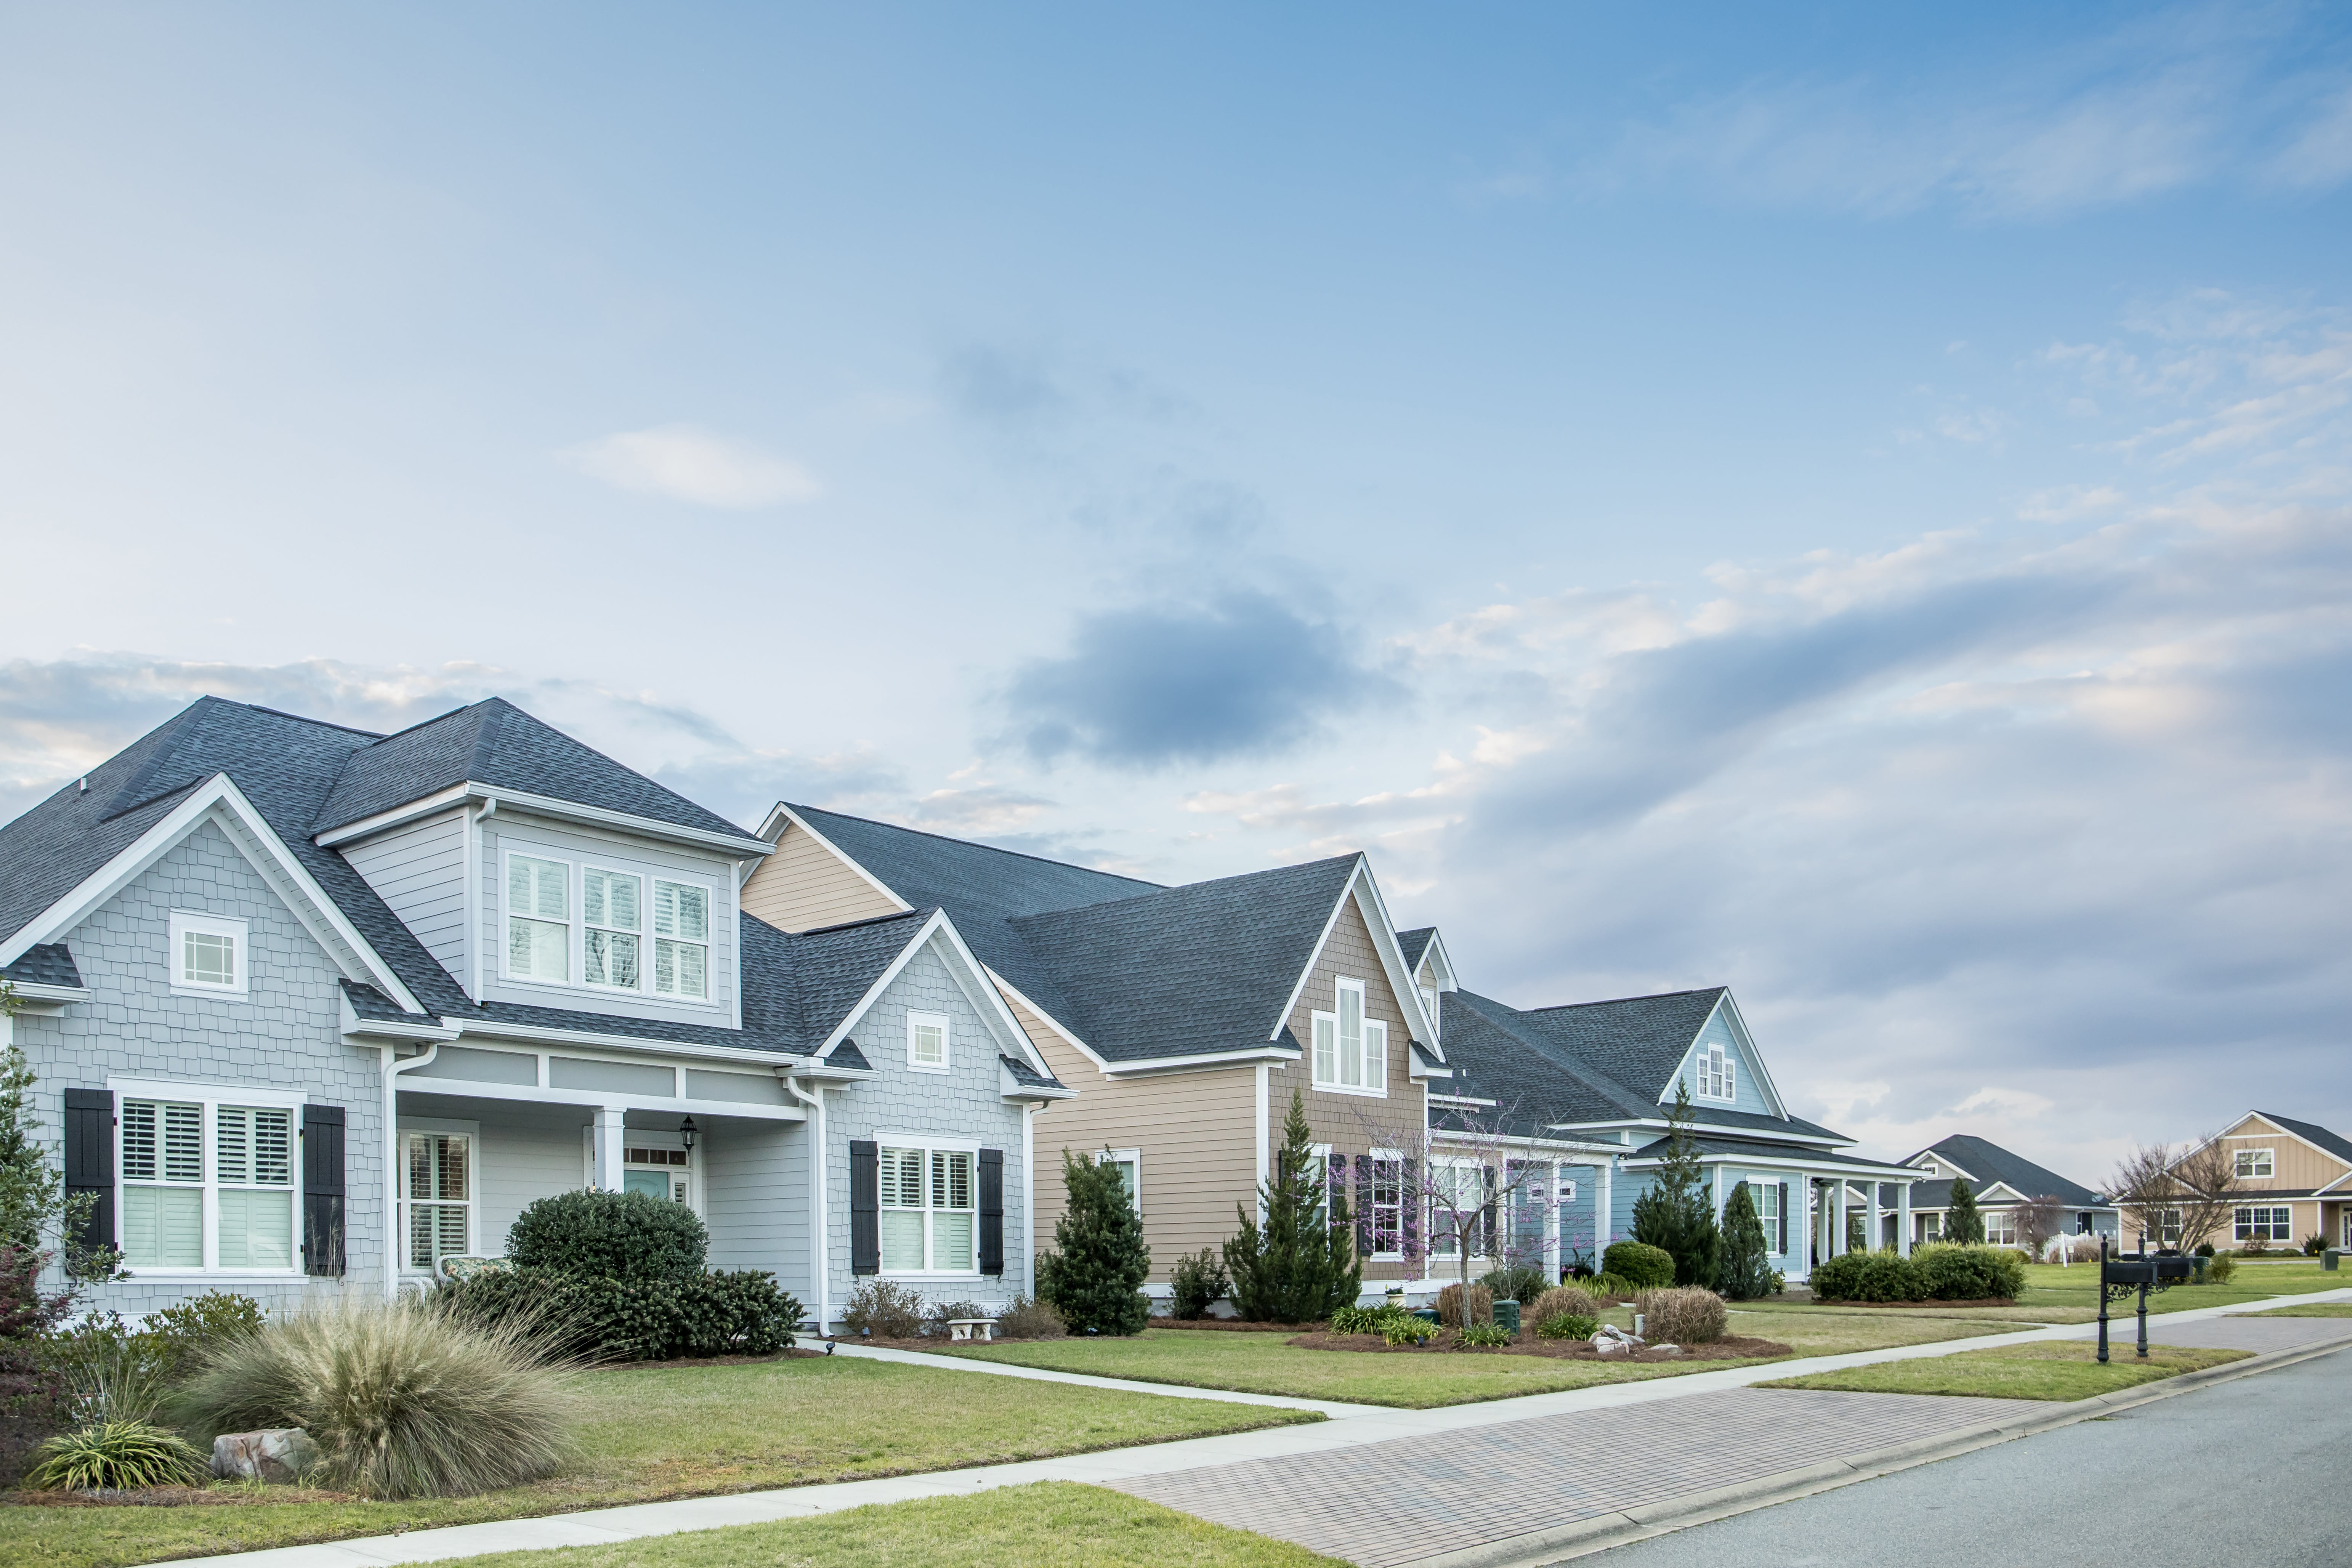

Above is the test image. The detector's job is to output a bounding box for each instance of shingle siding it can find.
[15,817,385,1311]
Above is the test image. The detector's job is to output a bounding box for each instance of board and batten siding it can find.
[2212,1116,2352,1193]
[340,807,470,992]
[739,822,904,933]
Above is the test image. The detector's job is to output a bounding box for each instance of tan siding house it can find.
[2182,1112,2352,1253]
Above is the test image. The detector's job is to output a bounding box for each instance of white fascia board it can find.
[1624,1152,1927,1180]
[813,907,955,1059]
[923,917,1053,1075]
[322,782,772,859]
[983,966,1107,1073]
[340,992,460,1043]
[1102,1044,1303,1077]
[1543,1116,1849,1148]
[451,1017,806,1070]
[1430,1128,1627,1159]
[1709,991,1789,1120]
[4,983,92,1008]
[999,1061,1079,1101]
[1264,856,1443,1060]
[393,1074,807,1122]
[757,804,912,911]
[0,775,425,1014]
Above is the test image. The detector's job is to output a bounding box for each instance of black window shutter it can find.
[977,1148,1005,1276]
[850,1140,879,1276]
[1482,1164,1499,1257]
[1401,1158,1419,1255]
[301,1105,346,1277]
[62,1089,114,1256]
[1778,1183,1789,1255]
[1353,1154,1372,1256]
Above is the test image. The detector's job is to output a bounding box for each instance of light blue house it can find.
[1417,959,1922,1284]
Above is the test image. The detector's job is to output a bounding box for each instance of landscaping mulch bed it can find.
[857,1334,1066,1350]
[1806,1298,2015,1309]
[1148,1318,1325,1332]
[1288,1331,1793,1362]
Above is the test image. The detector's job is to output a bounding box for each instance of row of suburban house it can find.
[1,697,2341,1329]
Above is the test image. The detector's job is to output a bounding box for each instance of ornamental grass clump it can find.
[1633,1286,1727,1345]
[177,1294,576,1501]
[26,1420,207,1491]
[1435,1282,1493,1328]
[1528,1285,1598,1325]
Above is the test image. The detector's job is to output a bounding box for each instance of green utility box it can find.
[1494,1300,1522,1334]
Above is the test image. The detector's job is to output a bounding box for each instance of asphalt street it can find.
[1589,1340,2352,1568]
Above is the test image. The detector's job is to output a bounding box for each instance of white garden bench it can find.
[944,1318,997,1341]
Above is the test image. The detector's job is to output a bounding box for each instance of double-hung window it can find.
[653,880,709,1000]
[404,1131,473,1271]
[879,1143,977,1274]
[1984,1210,2019,1247]
[1311,978,1387,1095]
[1097,1149,1140,1214]
[2234,1149,2274,1179]
[500,845,720,1006]
[582,867,642,990]
[1694,1043,1735,1101]
[2235,1206,2293,1243]
[1750,1179,1782,1255]
[119,1086,301,1273]
[1429,1162,1487,1260]
[1366,1157,1404,1257]
[507,856,571,982]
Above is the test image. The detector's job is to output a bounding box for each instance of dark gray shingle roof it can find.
[1631,1134,1903,1170]
[315,698,755,843]
[2254,1112,2352,1169]
[1396,927,1435,973]
[1512,988,1732,1107]
[2,943,83,989]
[1000,1053,1065,1090]
[1911,1134,2103,1209]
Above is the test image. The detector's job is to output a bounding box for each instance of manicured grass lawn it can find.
[2230,1302,2352,1317]
[941,1310,1983,1408]
[0,1358,1317,1568]
[1761,1341,2248,1401]
[2014,1259,2346,1317]
[443,1483,1341,1568]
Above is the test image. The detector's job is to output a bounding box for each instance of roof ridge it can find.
[346,700,485,753]
[234,702,385,739]
[468,697,506,781]
[1010,850,1362,925]
[793,907,933,938]
[788,802,1163,891]
[1523,985,1727,1014]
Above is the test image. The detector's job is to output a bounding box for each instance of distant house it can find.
[1890,1135,2117,1251]
[2137,1112,2352,1253]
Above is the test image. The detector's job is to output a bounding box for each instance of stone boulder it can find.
[212,1428,322,1483]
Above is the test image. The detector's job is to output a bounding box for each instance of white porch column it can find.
[1870,1184,1884,1253]
[1831,1178,1848,1258]
[1898,1182,1913,1257]
[1598,1159,1614,1258]
[1713,1164,1726,1221]
[1544,1163,1562,1282]
[593,1106,625,1191]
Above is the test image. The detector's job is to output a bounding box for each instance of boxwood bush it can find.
[1912,1243,2026,1301]
[442,1266,798,1360]
[1602,1241,1675,1291]
[1810,1249,1926,1303]
[507,1189,707,1283]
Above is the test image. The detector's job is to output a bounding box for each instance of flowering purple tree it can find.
[1342,1098,1589,1289]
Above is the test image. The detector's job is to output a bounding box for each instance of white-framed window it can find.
[879,1139,978,1275]
[115,1079,302,1274]
[1429,1160,1489,1260]
[1307,1142,1333,1231]
[624,1143,691,1206]
[2153,1207,2183,1248]
[1917,1211,1942,1243]
[169,911,249,998]
[906,1010,950,1073]
[1693,1042,1735,1102]
[1311,978,1387,1096]
[1366,1154,1405,1257]
[2234,1148,2274,1179]
[1751,1178,1782,1255]
[2235,1206,2293,1243]
[1097,1148,1141,1214]
[1984,1210,2019,1247]
[1419,984,1440,1039]
[499,844,720,1006]
[403,1127,475,1272]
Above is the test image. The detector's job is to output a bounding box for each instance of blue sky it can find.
[3,3,2347,1179]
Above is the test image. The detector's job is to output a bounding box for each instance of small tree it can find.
[1226,1092,1360,1322]
[0,994,117,1283]
[1037,1148,1151,1334]
[1346,1097,1578,1287]
[2014,1194,2065,1259]
[1945,1177,1985,1245]
[1630,1083,1719,1289]
[2167,1135,2242,1254]
[2107,1142,2178,1249]
[1716,1181,1775,1300]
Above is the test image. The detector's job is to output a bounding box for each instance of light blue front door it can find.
[623,1169,670,1200]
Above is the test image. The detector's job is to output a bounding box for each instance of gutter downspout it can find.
[467,798,495,1001]
[381,1041,442,1296]
[784,1074,827,1337]
[1024,1100,1044,1302]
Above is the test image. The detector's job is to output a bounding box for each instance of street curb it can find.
[1387,1332,2352,1568]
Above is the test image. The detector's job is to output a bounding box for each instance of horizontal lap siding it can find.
[1281,896,1423,1281]
[740,824,904,933]
[469,1112,588,1257]
[1021,1017,1258,1284]
[704,1120,808,1294]
[341,809,469,992]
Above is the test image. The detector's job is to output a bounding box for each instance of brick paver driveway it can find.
[1114,1386,2013,1567]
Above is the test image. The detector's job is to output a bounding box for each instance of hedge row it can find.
[442,1266,801,1360]
[1809,1244,2026,1304]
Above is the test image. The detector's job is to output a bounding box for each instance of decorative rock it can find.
[212,1428,322,1483]
[1652,1344,1683,1357]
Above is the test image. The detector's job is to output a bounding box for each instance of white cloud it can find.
[567,425,820,510]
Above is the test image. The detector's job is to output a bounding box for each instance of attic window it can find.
[170,912,249,997]
[1695,1042,1735,1102]
[1312,978,1387,1096]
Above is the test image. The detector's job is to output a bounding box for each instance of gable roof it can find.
[1006,855,1363,1063]
[1907,1134,2103,1209]
[1515,988,1732,1105]
[1397,928,1435,973]
[2250,1111,2352,1169]
[314,698,755,843]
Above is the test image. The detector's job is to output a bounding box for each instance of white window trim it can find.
[874,1132,983,1279]
[2234,1148,2276,1179]
[1312,977,1389,1098]
[169,910,250,998]
[1097,1148,1141,1215]
[1364,1146,1408,1262]
[1692,1042,1736,1103]
[399,1117,481,1274]
[109,1076,304,1279]
[1428,1156,1491,1263]
[2233,1204,2295,1243]
[906,1010,952,1074]
[497,843,722,1010]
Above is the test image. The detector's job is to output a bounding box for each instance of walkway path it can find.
[174,1288,2352,1568]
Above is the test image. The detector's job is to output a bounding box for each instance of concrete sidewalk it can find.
[164,1287,2352,1568]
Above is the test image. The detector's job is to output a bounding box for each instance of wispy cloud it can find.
[567,425,820,509]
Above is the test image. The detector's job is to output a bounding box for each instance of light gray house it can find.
[0,697,1071,1332]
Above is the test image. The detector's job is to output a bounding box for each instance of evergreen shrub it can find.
[2206,1254,2237,1284]
[1168,1247,1231,1320]
[1477,1263,1549,1307]
[1715,1182,1778,1301]
[1912,1243,2025,1301]
[1943,1179,1986,1246]
[1535,1311,1599,1340]
[1039,1148,1151,1335]
[1224,1092,1360,1323]
[506,1189,706,1283]
[1808,1249,1924,1303]
[1602,1242,1675,1291]
[443,1267,799,1359]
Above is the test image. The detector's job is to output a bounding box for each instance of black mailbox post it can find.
[2097,1238,2192,1363]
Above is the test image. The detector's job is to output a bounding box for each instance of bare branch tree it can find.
[1344,1099,1580,1289]
[2169,1135,2242,1254]
[2014,1194,2065,1259]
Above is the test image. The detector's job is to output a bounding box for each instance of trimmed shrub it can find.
[1169,1247,1231,1321]
[178,1295,574,1499]
[2194,1242,2215,1258]
[1716,1182,1777,1302]
[507,1189,707,1284]
[1602,1242,1675,1291]
[2303,1233,2327,1257]
[1912,1243,2025,1302]
[1809,1249,1925,1303]
[1635,1286,1728,1345]
[1536,1311,1600,1341]
[27,1420,207,1490]
[2207,1253,2237,1284]
[1456,1322,1511,1348]
[994,1294,1066,1340]
[1530,1286,1598,1325]
[840,1279,928,1340]
[1436,1283,1494,1328]
[1039,1149,1152,1336]
[1477,1263,1549,1308]
[443,1267,799,1359]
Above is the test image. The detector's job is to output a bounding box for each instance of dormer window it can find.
[653,880,709,1000]
[1312,977,1387,1095]
[1695,1042,1736,1102]
[500,845,718,1007]
[583,868,642,989]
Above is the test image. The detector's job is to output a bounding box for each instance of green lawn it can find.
[939,1309,1983,1408]
[2229,1302,2352,1318]
[1769,1260,2350,1327]
[1762,1341,2248,1401]
[0,1358,1317,1568]
[440,1483,1340,1568]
